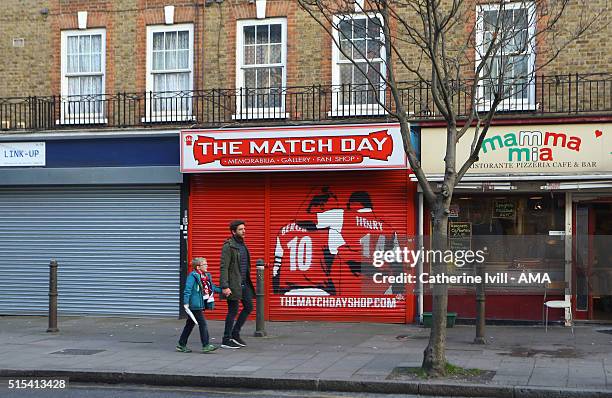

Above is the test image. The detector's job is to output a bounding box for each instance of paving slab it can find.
[288,351,346,374]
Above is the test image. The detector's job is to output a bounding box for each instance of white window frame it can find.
[60,28,107,125]
[145,23,194,122]
[475,1,536,112]
[330,13,387,117]
[235,18,288,120]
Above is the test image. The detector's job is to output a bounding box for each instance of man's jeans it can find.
[178,308,209,347]
[223,285,254,340]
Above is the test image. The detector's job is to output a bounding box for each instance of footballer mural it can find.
[272,186,405,297]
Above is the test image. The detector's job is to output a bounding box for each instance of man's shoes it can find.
[201,344,218,353]
[221,338,241,349]
[176,344,192,353]
[231,334,247,347]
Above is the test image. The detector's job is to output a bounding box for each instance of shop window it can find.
[60,29,106,124]
[145,24,194,122]
[235,18,287,120]
[444,194,565,291]
[331,14,387,116]
[476,2,536,111]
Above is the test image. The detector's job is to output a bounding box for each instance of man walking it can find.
[220,220,254,349]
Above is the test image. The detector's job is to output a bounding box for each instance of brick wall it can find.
[0,0,609,99]
[541,0,611,76]
[0,0,53,97]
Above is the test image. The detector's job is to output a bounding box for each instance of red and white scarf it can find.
[197,270,212,297]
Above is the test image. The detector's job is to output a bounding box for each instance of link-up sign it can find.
[0,142,46,167]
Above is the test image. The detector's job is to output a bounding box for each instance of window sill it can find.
[141,114,195,123]
[56,117,108,125]
[232,111,289,120]
[328,106,387,117]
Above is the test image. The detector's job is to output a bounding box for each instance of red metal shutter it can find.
[189,174,266,320]
[268,170,415,323]
[189,170,416,323]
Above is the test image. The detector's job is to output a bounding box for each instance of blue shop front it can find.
[0,132,184,317]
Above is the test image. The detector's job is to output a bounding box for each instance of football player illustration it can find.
[335,191,401,295]
[272,187,345,296]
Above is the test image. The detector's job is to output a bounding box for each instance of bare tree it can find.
[298,0,602,376]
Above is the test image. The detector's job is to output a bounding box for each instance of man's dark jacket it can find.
[220,236,255,300]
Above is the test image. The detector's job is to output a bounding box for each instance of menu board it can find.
[493,200,515,219]
[449,222,472,251]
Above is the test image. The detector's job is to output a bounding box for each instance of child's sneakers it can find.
[176,344,192,353]
[201,344,218,353]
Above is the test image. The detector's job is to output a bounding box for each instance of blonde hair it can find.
[192,257,207,267]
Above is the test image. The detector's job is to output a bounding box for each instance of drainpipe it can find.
[417,191,424,324]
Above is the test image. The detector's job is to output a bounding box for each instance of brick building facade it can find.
[2,1,610,100]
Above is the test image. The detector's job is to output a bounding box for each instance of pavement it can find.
[1,316,612,397]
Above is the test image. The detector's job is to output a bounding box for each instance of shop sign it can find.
[180,124,407,172]
[422,123,611,176]
[0,142,45,166]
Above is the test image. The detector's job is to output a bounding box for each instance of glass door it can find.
[574,200,612,320]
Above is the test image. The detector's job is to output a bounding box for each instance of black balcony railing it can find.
[1,73,611,131]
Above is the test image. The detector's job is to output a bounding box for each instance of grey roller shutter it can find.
[0,186,180,317]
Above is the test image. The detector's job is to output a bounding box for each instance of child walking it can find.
[177,257,221,353]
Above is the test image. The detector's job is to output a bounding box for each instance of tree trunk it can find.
[422,200,449,376]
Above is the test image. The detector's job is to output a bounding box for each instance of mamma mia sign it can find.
[482,130,581,162]
[422,123,611,176]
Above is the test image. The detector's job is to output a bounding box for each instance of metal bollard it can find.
[47,259,59,333]
[474,247,487,344]
[254,259,266,337]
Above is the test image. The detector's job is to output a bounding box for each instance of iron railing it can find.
[1,73,611,131]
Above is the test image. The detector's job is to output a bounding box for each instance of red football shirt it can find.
[336,209,397,295]
[272,220,337,295]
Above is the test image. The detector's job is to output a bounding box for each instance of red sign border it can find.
[180,123,408,173]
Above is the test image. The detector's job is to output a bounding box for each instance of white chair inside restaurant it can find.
[543,281,574,334]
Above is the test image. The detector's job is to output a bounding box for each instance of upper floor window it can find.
[146,24,194,121]
[236,18,287,119]
[331,14,386,116]
[476,2,536,111]
[60,29,106,124]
